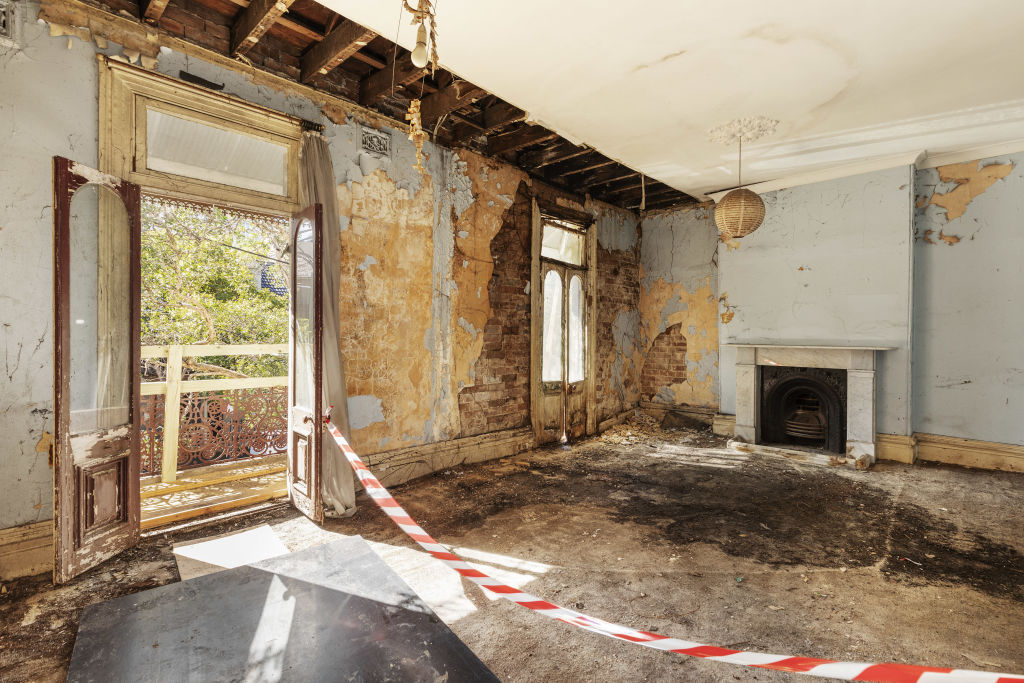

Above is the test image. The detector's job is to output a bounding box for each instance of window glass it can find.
[147,109,288,196]
[568,275,584,383]
[542,270,563,382]
[541,223,584,266]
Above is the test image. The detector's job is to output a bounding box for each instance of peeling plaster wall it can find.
[593,203,643,419]
[638,205,721,409]
[0,3,109,529]
[913,154,1023,445]
[717,167,916,435]
[0,6,649,532]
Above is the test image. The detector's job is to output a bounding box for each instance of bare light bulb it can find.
[410,23,428,68]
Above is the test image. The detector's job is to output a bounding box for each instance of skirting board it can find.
[366,427,537,488]
[915,432,1024,473]
[713,414,736,437]
[598,408,636,432]
[875,434,917,464]
[0,520,52,581]
[639,402,715,425]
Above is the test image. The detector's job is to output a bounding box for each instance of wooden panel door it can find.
[53,156,142,583]
[287,204,324,523]
[539,263,589,443]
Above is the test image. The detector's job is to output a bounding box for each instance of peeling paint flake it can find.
[929,160,1014,221]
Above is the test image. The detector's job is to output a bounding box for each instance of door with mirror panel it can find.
[287,204,324,523]
[52,156,142,583]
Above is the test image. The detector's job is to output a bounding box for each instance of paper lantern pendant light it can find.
[708,117,778,240]
[715,187,765,239]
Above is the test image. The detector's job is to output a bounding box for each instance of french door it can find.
[538,262,588,443]
[52,157,142,583]
[287,204,324,523]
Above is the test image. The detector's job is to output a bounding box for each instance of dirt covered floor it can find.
[2,416,1023,681]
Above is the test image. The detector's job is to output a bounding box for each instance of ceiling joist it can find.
[360,52,426,105]
[300,19,376,83]
[231,0,296,57]
[420,82,486,126]
[487,125,560,156]
[141,0,170,23]
[519,141,589,170]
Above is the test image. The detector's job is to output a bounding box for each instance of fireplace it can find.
[758,366,846,453]
[727,342,894,466]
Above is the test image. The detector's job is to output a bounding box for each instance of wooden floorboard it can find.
[141,470,288,530]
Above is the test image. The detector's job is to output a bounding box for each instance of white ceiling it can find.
[319,0,1024,198]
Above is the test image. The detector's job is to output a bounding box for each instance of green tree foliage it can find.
[141,198,290,378]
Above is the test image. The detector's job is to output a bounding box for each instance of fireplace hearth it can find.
[758,366,847,453]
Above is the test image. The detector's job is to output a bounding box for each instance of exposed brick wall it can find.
[595,243,641,421]
[640,323,687,400]
[458,183,532,436]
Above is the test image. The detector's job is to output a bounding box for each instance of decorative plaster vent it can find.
[0,0,15,46]
[361,127,391,159]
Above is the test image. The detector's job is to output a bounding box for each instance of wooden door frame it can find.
[53,156,142,583]
[529,200,598,443]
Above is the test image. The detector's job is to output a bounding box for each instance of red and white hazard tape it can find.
[324,416,1023,683]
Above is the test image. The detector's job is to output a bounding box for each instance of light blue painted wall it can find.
[913,154,1024,445]
[718,167,916,435]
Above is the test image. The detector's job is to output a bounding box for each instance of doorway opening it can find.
[536,214,592,444]
[138,195,292,529]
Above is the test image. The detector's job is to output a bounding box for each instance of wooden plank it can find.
[487,125,560,156]
[140,473,288,530]
[142,375,288,395]
[0,521,52,580]
[915,432,1024,472]
[519,142,589,170]
[482,102,527,132]
[300,19,376,83]
[141,343,288,359]
[141,0,171,23]
[141,454,287,499]
[580,166,638,189]
[231,0,297,57]
[558,156,616,177]
[359,52,425,105]
[420,81,486,125]
[161,345,184,484]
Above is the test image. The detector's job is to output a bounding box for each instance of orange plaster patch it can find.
[929,160,1013,221]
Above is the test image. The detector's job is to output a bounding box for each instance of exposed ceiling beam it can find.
[420,81,486,126]
[446,100,526,144]
[487,125,559,156]
[231,0,297,57]
[628,195,692,211]
[221,0,324,43]
[141,0,170,24]
[518,141,589,170]
[360,51,426,105]
[581,166,639,189]
[481,101,527,133]
[300,19,376,83]
[560,156,616,177]
[351,50,386,70]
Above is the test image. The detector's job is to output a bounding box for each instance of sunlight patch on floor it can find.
[642,443,752,469]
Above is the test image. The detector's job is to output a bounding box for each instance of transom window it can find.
[541,217,586,266]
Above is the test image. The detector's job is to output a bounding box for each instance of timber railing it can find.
[141,344,288,483]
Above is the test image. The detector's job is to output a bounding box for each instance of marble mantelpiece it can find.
[724,343,896,465]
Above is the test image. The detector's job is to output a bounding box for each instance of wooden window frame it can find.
[99,56,302,215]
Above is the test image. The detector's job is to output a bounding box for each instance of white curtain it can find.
[298,130,356,517]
